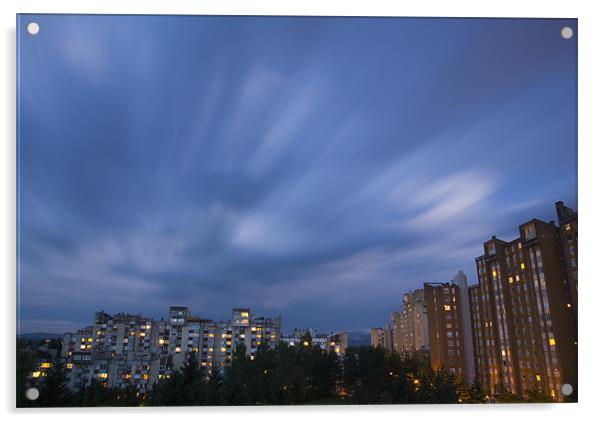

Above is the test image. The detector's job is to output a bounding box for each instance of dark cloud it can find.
[17,15,577,333]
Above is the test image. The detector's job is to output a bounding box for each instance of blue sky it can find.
[17,15,577,334]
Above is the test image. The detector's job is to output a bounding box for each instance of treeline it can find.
[17,335,552,407]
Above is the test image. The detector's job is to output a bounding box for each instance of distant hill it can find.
[18,332,63,340]
[347,330,371,346]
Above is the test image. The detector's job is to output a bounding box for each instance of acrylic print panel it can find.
[16,14,578,407]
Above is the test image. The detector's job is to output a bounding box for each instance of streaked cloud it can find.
[18,15,577,333]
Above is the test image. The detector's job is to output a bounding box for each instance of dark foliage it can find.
[19,340,559,406]
[35,359,72,407]
[16,340,37,408]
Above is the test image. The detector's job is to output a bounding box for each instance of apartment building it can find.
[281,328,348,356]
[399,289,429,359]
[383,311,402,353]
[555,201,578,318]
[424,271,475,382]
[370,327,386,349]
[58,306,281,392]
[470,204,577,401]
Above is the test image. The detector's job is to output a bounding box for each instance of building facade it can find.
[281,328,348,356]
[384,311,402,353]
[399,289,429,358]
[370,327,386,349]
[424,271,474,383]
[555,201,578,318]
[470,205,577,401]
[58,307,281,392]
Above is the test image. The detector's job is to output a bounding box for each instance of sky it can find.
[17,15,577,335]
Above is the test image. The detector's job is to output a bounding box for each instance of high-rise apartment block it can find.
[370,327,386,349]
[372,201,577,402]
[59,307,281,392]
[384,311,402,353]
[399,289,429,358]
[555,201,578,317]
[470,203,577,401]
[424,272,475,382]
[375,290,429,359]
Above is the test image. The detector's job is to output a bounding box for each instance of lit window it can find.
[492,270,497,278]
[567,303,572,308]
[98,373,108,379]
[221,347,227,352]
[241,312,249,317]
[444,305,451,311]
[303,341,309,347]
[565,224,571,231]
[520,263,526,270]
[66,363,73,369]
[143,374,149,381]
[508,277,513,284]
[40,362,51,368]
[32,371,41,378]
[159,339,165,345]
[251,327,257,332]
[549,338,556,346]
[240,334,245,338]
[175,347,181,352]
[140,332,146,337]
[536,374,541,381]
[516,274,520,281]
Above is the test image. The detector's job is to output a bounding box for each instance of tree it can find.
[223,344,252,404]
[150,352,204,406]
[36,359,72,407]
[74,380,117,406]
[202,369,224,405]
[525,388,554,403]
[16,340,37,408]
[468,381,487,403]
[495,386,522,403]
